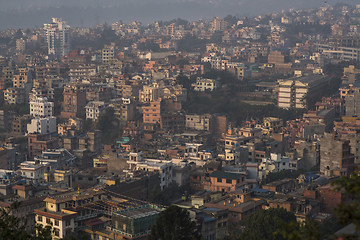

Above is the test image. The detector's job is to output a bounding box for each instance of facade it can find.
[43,18,71,56]
[186,114,212,131]
[30,97,54,118]
[3,87,26,104]
[143,100,161,125]
[278,75,328,109]
[61,84,87,119]
[109,205,161,239]
[127,152,173,190]
[27,117,57,135]
[35,189,103,239]
[192,78,219,92]
[320,133,355,177]
[85,101,107,121]
[18,161,50,183]
[102,43,115,64]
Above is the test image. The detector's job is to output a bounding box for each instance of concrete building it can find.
[127,152,173,190]
[258,153,291,180]
[43,18,71,56]
[27,117,57,135]
[3,87,26,104]
[278,75,329,109]
[12,115,32,135]
[18,161,50,183]
[30,97,54,118]
[345,91,360,117]
[192,78,219,92]
[186,114,212,131]
[85,101,107,121]
[102,43,115,64]
[61,83,87,119]
[35,189,103,239]
[320,133,355,177]
[109,205,161,239]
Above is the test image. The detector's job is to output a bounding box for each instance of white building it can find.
[127,152,173,190]
[43,18,71,56]
[27,117,57,135]
[258,153,290,180]
[85,101,107,121]
[18,161,50,183]
[192,78,219,92]
[30,97,54,118]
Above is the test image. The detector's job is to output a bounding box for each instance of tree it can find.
[0,202,52,240]
[96,107,120,144]
[148,205,200,240]
[240,208,297,240]
[332,168,360,230]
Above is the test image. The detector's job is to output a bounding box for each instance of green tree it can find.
[0,202,52,240]
[96,107,120,144]
[148,205,200,240]
[332,168,360,230]
[240,208,296,240]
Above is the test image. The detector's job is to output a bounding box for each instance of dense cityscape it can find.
[1,2,360,240]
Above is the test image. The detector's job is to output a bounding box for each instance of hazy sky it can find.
[0,0,357,29]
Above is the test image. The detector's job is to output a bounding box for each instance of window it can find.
[55,220,59,226]
[37,216,42,222]
[217,178,222,183]
[46,218,51,224]
[226,179,232,184]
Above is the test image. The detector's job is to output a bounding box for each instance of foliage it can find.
[96,107,121,144]
[0,202,52,240]
[332,169,360,230]
[176,34,207,52]
[240,208,297,240]
[148,205,200,240]
[265,170,304,183]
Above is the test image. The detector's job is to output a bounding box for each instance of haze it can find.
[0,0,358,28]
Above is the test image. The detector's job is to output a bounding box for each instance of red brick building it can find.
[28,134,59,159]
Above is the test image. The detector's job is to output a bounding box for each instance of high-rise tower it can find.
[43,18,71,57]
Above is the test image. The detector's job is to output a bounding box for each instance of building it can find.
[111,98,136,121]
[34,189,103,239]
[18,161,50,183]
[278,75,329,109]
[192,78,219,92]
[34,149,76,169]
[30,97,54,118]
[85,101,107,121]
[142,100,161,125]
[12,115,32,135]
[127,152,173,190]
[186,114,212,131]
[61,83,87,119]
[102,43,115,64]
[43,18,71,56]
[28,134,59,159]
[3,87,26,104]
[258,153,291,180]
[27,117,57,135]
[320,133,355,177]
[108,205,162,239]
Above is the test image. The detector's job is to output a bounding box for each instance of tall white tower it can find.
[43,18,71,57]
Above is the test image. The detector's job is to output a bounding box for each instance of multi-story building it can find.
[30,97,54,118]
[186,114,212,131]
[108,205,162,240]
[29,88,55,102]
[85,101,107,121]
[278,75,329,109]
[102,43,115,64]
[143,99,161,125]
[192,78,219,92]
[111,98,136,121]
[12,115,32,135]
[61,83,87,119]
[127,152,173,190]
[27,117,57,135]
[43,18,71,56]
[34,189,103,239]
[3,87,26,104]
[28,134,59,159]
[320,132,355,177]
[18,161,50,183]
